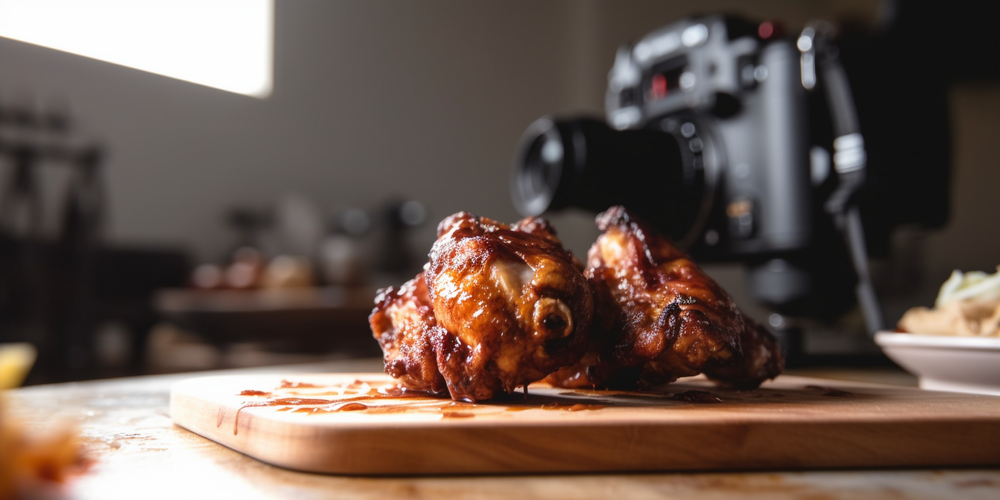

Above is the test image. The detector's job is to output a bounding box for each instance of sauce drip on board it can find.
[441,411,475,419]
[223,377,804,435]
[666,390,723,404]
[805,385,854,397]
[279,380,323,389]
[541,403,605,411]
[230,382,432,435]
[239,390,270,396]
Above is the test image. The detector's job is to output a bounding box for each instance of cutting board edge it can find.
[173,416,1000,475]
[170,388,1000,475]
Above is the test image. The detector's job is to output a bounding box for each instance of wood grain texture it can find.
[170,373,1000,474]
[9,362,1000,500]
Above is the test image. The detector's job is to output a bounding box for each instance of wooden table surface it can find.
[7,359,1000,500]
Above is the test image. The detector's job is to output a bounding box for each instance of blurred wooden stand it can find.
[0,99,194,384]
[151,286,381,371]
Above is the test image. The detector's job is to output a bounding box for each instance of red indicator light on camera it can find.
[651,73,668,100]
[758,21,775,40]
[758,21,784,40]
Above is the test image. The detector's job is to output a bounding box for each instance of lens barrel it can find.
[511,116,704,242]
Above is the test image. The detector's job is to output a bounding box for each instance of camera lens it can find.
[512,118,572,217]
[523,137,564,211]
[531,137,563,197]
[511,116,707,244]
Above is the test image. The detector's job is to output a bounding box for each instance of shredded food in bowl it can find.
[898,266,1000,337]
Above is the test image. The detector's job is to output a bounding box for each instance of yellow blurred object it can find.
[0,343,37,390]
[1,343,86,499]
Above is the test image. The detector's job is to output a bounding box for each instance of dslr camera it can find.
[512,15,892,332]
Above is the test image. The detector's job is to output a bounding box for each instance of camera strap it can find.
[799,21,885,335]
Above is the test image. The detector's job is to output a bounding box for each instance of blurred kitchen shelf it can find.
[153,286,381,355]
[155,286,378,312]
[143,322,385,375]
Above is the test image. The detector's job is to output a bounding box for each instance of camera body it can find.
[604,15,812,258]
[514,8,964,344]
[512,14,863,319]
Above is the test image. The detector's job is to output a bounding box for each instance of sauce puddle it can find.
[229,383,432,435]
[665,390,722,404]
[805,385,854,397]
[224,379,733,435]
[238,390,270,396]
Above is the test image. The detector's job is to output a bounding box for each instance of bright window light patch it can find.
[0,0,274,98]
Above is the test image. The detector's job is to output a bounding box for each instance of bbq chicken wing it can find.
[702,316,784,388]
[370,272,447,394]
[370,212,593,401]
[547,206,783,389]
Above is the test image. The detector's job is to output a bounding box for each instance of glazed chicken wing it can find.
[547,206,783,389]
[371,212,593,401]
[369,272,447,394]
[702,316,784,388]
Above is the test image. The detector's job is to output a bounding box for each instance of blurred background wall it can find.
[2,0,898,259]
[2,0,999,372]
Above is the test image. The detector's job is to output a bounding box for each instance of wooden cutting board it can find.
[170,373,1000,475]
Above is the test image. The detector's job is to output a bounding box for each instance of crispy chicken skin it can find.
[370,212,593,401]
[702,316,784,388]
[369,272,447,394]
[547,206,784,389]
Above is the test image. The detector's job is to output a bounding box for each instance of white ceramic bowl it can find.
[875,331,1000,396]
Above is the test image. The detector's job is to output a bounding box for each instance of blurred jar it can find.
[319,208,370,286]
[261,255,315,288]
[224,247,265,289]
